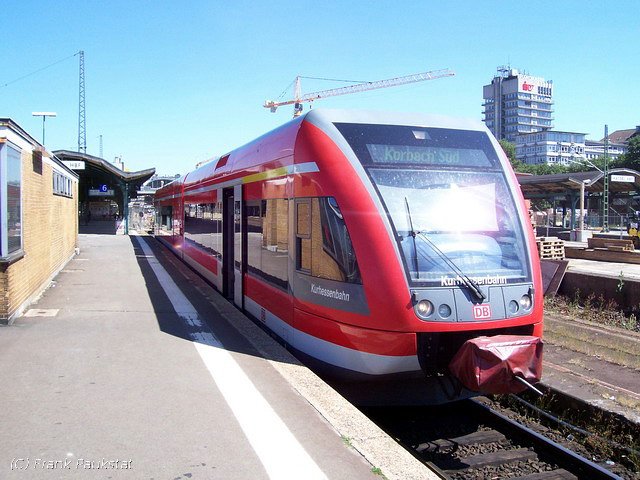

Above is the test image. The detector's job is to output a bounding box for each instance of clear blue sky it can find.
[3,1,638,175]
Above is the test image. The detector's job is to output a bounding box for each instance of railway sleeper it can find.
[416,429,506,453]
[512,469,578,480]
[449,446,537,470]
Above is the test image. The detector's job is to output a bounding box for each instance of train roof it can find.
[154,109,491,198]
[303,108,488,132]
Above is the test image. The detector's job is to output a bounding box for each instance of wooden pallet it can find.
[565,246,640,264]
[587,237,635,251]
[536,237,565,260]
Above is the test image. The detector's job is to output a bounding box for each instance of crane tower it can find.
[264,68,455,116]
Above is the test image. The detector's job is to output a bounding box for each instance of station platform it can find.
[0,233,436,480]
[1,233,637,480]
[541,252,640,425]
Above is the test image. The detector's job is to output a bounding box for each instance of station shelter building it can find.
[53,150,154,234]
[0,119,79,323]
[517,168,640,235]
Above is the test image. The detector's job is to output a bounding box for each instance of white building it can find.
[584,140,627,162]
[515,131,587,166]
[482,67,554,142]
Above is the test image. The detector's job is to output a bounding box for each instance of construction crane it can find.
[264,68,455,116]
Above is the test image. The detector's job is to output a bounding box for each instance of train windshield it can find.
[335,123,530,286]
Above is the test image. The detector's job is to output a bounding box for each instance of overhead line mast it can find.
[264,68,455,116]
[78,50,86,154]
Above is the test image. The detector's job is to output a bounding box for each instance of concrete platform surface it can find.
[0,234,437,480]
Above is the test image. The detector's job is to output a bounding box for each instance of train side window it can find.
[318,197,361,284]
[246,198,289,290]
[295,199,312,273]
[183,202,220,257]
[296,197,361,284]
[246,200,262,273]
[159,205,173,233]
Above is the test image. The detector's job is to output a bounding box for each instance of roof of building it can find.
[0,118,78,178]
[517,168,640,198]
[602,127,640,144]
[54,150,155,182]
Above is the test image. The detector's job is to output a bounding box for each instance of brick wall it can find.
[0,147,78,322]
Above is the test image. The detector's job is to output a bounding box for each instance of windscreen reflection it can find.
[370,168,529,285]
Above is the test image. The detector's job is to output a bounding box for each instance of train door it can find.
[223,188,235,300]
[222,185,244,308]
[233,184,243,308]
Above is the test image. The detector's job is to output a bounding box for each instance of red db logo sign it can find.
[522,82,534,91]
[473,304,492,320]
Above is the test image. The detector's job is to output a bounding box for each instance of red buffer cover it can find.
[448,335,543,394]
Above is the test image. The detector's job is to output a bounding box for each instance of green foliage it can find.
[614,136,640,170]
[567,155,606,172]
[499,139,517,164]
[515,162,568,175]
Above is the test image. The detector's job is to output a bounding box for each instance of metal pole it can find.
[579,181,585,232]
[124,183,129,235]
[603,124,610,232]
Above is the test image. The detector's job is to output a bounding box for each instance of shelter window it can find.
[0,142,23,259]
[53,170,73,198]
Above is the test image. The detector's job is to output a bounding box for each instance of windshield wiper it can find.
[416,232,486,302]
[404,197,420,275]
[403,197,486,303]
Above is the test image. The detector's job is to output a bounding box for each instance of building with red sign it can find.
[482,66,554,143]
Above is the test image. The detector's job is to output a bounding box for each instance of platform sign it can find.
[611,174,635,183]
[88,188,114,197]
[62,160,85,170]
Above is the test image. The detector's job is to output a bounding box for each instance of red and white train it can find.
[154,109,543,404]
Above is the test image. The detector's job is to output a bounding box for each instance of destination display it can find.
[366,144,491,167]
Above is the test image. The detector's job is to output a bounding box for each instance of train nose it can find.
[448,335,543,395]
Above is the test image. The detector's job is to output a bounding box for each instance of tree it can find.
[615,136,640,171]
[499,139,517,163]
[567,155,605,172]
[498,139,526,171]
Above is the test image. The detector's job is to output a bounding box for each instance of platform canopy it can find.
[53,150,155,216]
[517,168,640,199]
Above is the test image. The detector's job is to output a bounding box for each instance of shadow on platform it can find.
[79,220,122,235]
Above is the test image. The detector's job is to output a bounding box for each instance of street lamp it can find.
[31,112,57,146]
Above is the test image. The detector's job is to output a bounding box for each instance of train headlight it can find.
[414,300,434,319]
[508,300,519,314]
[438,304,452,318]
[519,294,533,311]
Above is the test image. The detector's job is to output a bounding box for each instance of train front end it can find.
[305,111,544,402]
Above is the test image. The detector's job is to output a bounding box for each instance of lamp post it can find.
[32,112,57,145]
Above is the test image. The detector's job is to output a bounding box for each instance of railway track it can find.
[363,398,624,480]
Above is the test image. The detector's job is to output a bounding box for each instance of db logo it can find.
[473,304,492,320]
[522,82,534,91]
